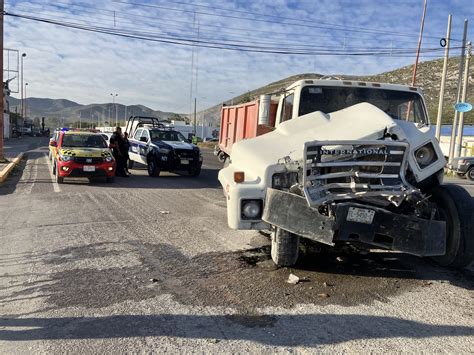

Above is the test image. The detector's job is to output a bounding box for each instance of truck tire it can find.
[467,167,474,182]
[430,184,474,269]
[217,151,227,163]
[128,160,134,169]
[271,227,300,266]
[147,157,160,177]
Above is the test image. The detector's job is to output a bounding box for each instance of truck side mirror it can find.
[258,95,271,125]
[49,140,57,147]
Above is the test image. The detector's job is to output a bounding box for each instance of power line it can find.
[7,5,450,53]
[14,0,443,47]
[138,0,455,41]
[5,11,458,57]
[113,0,458,41]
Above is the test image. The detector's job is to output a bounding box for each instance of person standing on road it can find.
[123,132,131,175]
[109,127,128,177]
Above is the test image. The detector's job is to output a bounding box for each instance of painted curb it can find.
[0,153,24,183]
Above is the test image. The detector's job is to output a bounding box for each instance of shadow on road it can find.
[1,242,472,316]
[82,167,222,190]
[0,313,472,345]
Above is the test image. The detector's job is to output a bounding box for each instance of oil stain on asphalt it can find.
[5,241,472,328]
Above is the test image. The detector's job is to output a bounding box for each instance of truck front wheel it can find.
[271,227,300,266]
[430,184,474,269]
[217,151,227,163]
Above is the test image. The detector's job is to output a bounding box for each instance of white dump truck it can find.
[218,79,473,268]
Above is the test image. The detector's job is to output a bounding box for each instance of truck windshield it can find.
[150,130,187,142]
[62,134,107,148]
[299,86,428,124]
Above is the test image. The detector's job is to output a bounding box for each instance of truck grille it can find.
[74,157,103,164]
[303,140,410,206]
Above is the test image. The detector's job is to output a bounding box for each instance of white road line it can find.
[46,154,61,193]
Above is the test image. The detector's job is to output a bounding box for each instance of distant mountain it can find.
[8,97,184,126]
[196,56,473,126]
[8,56,472,128]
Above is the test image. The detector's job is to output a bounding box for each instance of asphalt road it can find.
[0,138,473,353]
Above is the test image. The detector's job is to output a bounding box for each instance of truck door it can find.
[275,91,294,127]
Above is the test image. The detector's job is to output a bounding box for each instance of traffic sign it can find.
[454,102,473,112]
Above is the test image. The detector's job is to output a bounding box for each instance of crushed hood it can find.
[230,103,399,170]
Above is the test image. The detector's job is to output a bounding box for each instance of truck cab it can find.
[218,79,473,269]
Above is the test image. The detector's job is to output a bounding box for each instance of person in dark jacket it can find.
[123,132,131,175]
[109,127,128,177]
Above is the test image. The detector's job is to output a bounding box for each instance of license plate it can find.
[83,166,96,172]
[346,207,375,224]
[180,159,189,165]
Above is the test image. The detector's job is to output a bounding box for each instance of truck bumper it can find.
[262,188,446,257]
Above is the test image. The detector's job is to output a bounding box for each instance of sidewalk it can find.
[0,152,24,183]
[0,136,48,183]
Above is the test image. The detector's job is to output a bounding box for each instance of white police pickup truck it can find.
[128,127,203,177]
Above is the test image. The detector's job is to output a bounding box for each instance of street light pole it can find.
[21,53,26,119]
[110,93,118,127]
[24,83,28,120]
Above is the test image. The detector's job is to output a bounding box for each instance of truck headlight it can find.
[105,156,114,162]
[414,143,437,169]
[241,199,263,220]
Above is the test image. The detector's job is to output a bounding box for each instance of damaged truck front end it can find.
[218,80,473,269]
[263,140,445,259]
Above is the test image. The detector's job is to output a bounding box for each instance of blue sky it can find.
[3,0,473,113]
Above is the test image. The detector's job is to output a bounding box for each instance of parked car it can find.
[50,130,116,183]
[450,157,474,181]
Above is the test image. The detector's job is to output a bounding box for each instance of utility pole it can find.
[20,53,26,118]
[0,0,4,161]
[110,93,118,127]
[124,105,127,126]
[435,14,452,141]
[448,19,468,164]
[455,41,471,157]
[24,82,28,120]
[411,0,427,86]
[193,97,197,135]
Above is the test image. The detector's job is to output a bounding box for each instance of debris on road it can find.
[318,293,330,298]
[287,273,300,284]
[159,211,170,215]
[149,278,159,283]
